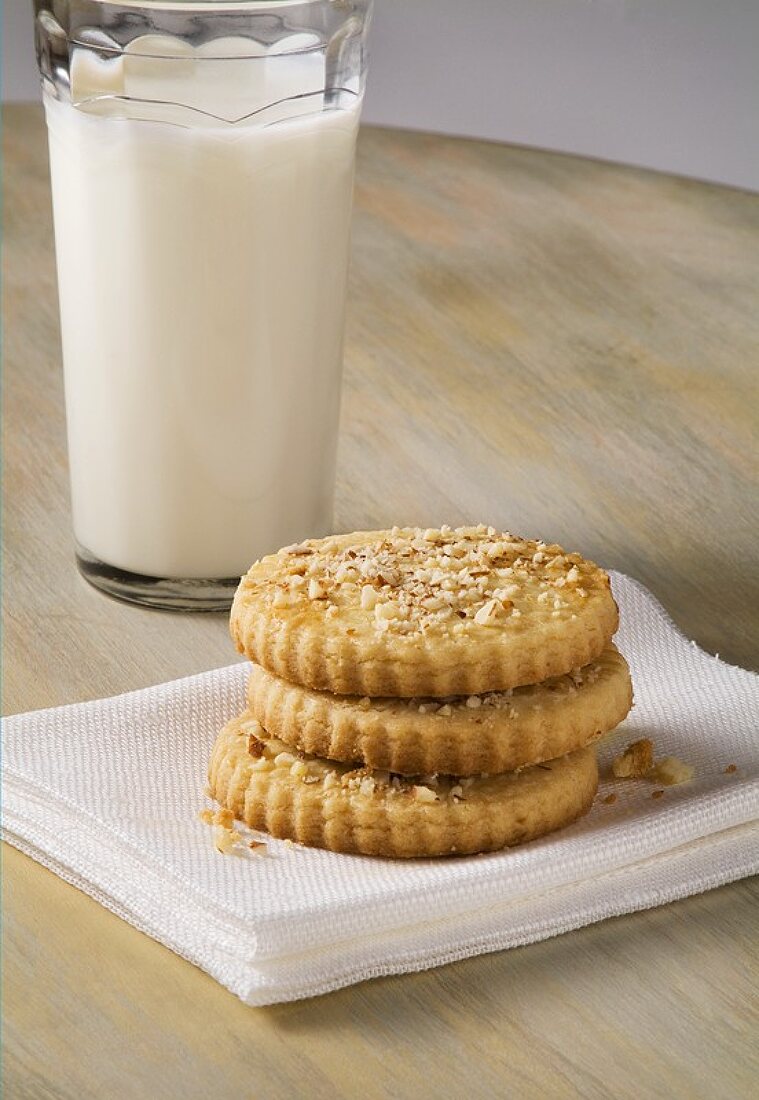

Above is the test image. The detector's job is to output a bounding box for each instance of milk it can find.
[44,38,360,579]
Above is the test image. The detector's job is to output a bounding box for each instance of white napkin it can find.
[3,574,758,1005]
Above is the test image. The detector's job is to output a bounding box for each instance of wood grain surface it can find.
[2,103,758,1099]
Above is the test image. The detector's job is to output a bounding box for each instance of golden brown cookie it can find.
[208,711,599,858]
[246,644,632,776]
[230,526,618,697]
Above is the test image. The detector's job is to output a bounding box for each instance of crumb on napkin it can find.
[199,806,262,855]
[648,756,695,786]
[611,738,654,778]
[213,825,241,854]
[610,739,695,788]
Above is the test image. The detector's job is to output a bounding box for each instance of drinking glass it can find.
[33,0,371,608]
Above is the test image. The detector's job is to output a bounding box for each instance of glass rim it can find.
[38,1,370,68]
[81,1,341,9]
[67,37,334,60]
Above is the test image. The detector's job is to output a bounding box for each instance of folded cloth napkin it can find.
[3,574,758,1005]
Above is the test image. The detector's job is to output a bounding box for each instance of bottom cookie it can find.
[208,711,599,858]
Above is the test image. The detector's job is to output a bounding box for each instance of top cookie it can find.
[230,526,618,697]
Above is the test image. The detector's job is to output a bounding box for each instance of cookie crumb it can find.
[214,825,241,854]
[198,809,214,824]
[611,738,654,779]
[601,793,617,805]
[724,763,738,774]
[647,756,695,786]
[248,840,267,852]
[651,789,665,800]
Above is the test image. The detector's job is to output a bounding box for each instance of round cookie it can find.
[246,644,632,777]
[208,711,600,858]
[230,526,619,697]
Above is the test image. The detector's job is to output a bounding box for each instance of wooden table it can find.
[3,104,758,1099]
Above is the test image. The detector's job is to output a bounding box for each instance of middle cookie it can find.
[247,643,632,776]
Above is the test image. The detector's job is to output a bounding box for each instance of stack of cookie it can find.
[209,526,632,858]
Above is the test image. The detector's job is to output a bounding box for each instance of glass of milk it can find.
[33,0,371,609]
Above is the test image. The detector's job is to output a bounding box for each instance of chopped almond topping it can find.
[375,600,401,621]
[360,584,378,610]
[247,733,264,758]
[413,785,439,804]
[284,542,314,556]
[266,526,603,638]
[473,598,501,626]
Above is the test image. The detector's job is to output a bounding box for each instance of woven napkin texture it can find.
[3,573,758,1005]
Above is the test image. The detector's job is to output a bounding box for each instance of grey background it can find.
[3,0,758,190]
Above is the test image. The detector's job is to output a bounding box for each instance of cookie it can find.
[246,644,632,776]
[230,526,618,697]
[208,711,599,858]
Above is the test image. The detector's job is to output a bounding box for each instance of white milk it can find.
[44,38,359,578]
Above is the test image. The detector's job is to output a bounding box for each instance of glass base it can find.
[75,545,238,611]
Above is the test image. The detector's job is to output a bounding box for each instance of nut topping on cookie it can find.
[208,711,601,857]
[246,526,605,639]
[247,733,264,758]
[245,646,632,776]
[231,526,619,697]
